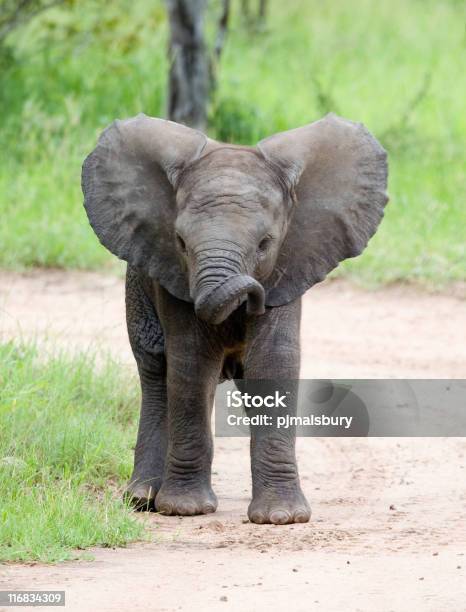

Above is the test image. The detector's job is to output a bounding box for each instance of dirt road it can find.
[1,270,465,377]
[1,271,466,611]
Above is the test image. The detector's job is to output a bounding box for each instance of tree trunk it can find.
[241,0,250,19]
[214,0,230,61]
[240,0,268,30]
[166,0,210,130]
[258,0,268,23]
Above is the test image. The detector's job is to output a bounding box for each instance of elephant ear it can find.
[258,113,388,306]
[82,113,207,301]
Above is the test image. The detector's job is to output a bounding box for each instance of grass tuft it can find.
[0,343,144,563]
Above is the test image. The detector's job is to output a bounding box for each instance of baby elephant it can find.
[82,113,387,524]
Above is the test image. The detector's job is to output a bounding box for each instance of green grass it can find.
[0,0,464,284]
[0,342,144,563]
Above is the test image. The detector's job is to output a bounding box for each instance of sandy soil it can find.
[1,270,466,611]
[1,269,465,378]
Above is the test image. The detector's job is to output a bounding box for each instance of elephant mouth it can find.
[194,274,265,325]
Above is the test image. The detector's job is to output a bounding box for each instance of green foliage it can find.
[209,97,268,144]
[0,343,144,562]
[0,1,69,44]
[0,0,464,284]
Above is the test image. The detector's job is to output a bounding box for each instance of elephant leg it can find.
[125,364,167,510]
[155,353,222,516]
[124,267,167,510]
[155,303,223,516]
[244,298,311,525]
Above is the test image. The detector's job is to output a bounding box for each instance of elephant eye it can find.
[176,233,187,253]
[258,236,272,252]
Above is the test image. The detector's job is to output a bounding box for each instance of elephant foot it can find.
[124,476,162,512]
[155,482,218,516]
[248,483,311,525]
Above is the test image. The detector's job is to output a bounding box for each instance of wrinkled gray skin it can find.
[82,113,388,524]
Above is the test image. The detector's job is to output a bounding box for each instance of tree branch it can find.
[214,0,230,61]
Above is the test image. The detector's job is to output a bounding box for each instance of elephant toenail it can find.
[250,512,266,524]
[158,502,173,515]
[270,510,291,525]
[180,502,197,515]
[294,510,311,523]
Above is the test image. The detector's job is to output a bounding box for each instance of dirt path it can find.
[1,271,466,611]
[1,270,465,377]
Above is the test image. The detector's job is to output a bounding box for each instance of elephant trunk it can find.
[195,274,265,325]
[191,247,265,325]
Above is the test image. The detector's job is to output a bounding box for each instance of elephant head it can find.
[82,113,388,324]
